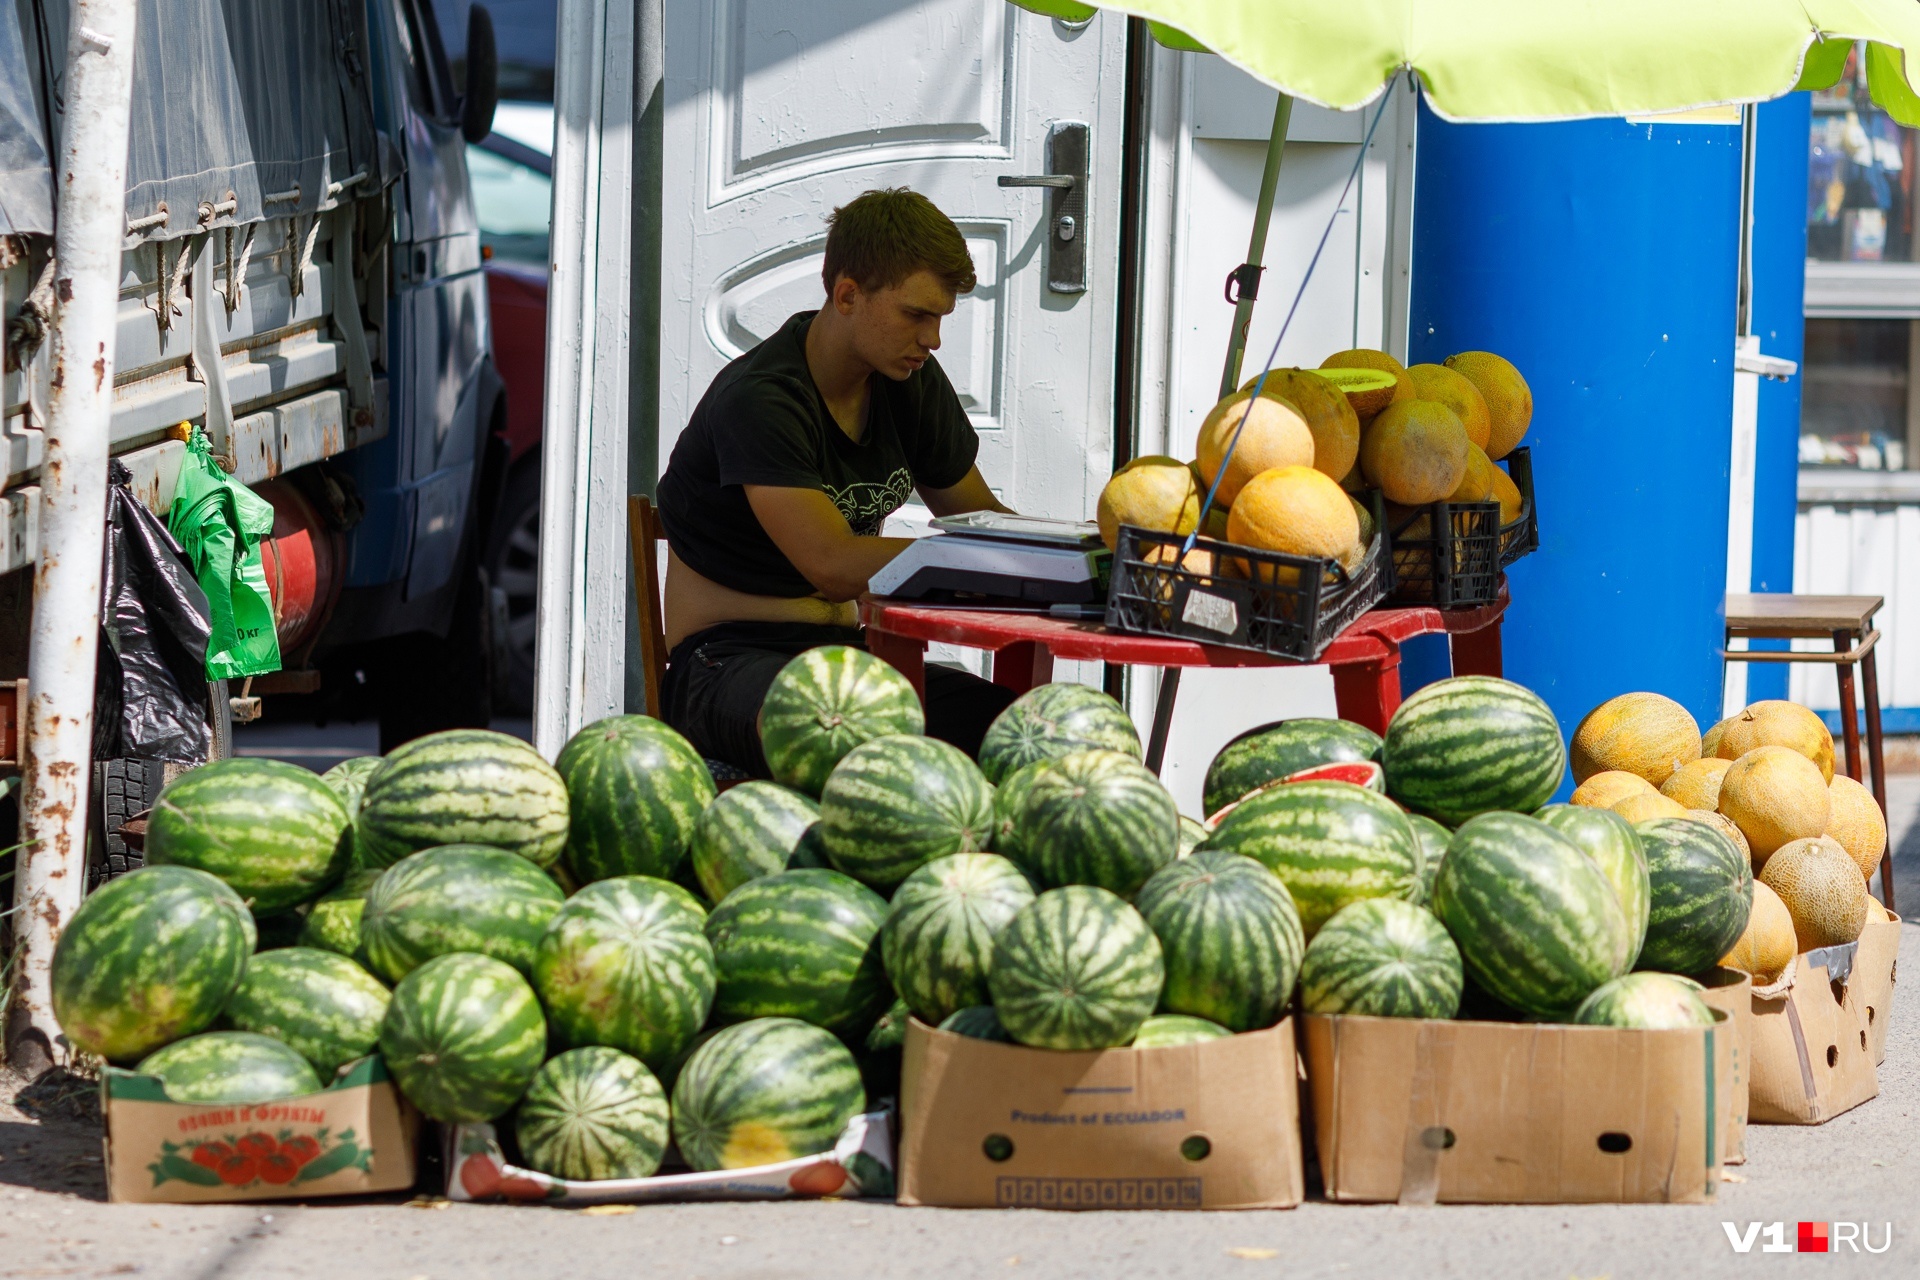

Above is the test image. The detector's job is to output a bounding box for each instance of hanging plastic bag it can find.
[165,425,282,680]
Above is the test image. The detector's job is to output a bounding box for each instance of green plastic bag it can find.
[166,425,282,679]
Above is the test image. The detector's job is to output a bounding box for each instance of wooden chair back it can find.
[628,495,668,717]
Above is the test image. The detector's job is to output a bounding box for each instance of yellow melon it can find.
[1348,496,1376,550]
[1569,692,1702,787]
[1448,442,1496,503]
[1226,466,1360,585]
[1319,349,1413,424]
[1096,455,1200,551]
[1382,501,1430,541]
[1487,463,1524,525]
[1759,835,1870,950]
[1713,701,1835,782]
[1357,401,1470,505]
[1570,770,1655,809]
[1721,880,1796,985]
[1660,757,1733,811]
[1444,351,1533,460]
[1312,367,1402,421]
[1239,369,1361,485]
[1700,717,1728,760]
[1195,393,1315,507]
[1825,774,1888,882]
[1612,792,1690,824]
[1718,745,1832,859]
[1408,363,1492,452]
[1686,809,1753,864]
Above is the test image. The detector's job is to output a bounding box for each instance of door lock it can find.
[997,121,1088,294]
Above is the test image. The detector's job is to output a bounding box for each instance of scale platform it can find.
[869,512,1108,607]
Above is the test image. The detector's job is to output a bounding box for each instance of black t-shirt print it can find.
[656,310,980,598]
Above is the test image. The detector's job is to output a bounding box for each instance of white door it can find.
[659,1,1126,521]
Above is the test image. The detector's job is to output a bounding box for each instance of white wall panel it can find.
[1788,503,1914,712]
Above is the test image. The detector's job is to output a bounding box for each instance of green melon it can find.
[688,781,823,904]
[515,1047,671,1181]
[1177,815,1209,858]
[1535,804,1651,970]
[1572,972,1715,1029]
[994,749,1178,897]
[297,869,381,957]
[1131,1014,1231,1047]
[881,853,1036,1026]
[670,1017,866,1171]
[1407,814,1452,905]
[1203,718,1383,818]
[705,868,891,1036]
[866,996,913,1054]
[379,952,548,1123]
[1382,676,1566,825]
[146,758,351,911]
[978,682,1142,785]
[988,886,1165,1050]
[359,845,566,982]
[136,1031,321,1103]
[555,715,716,884]
[355,729,570,870]
[817,734,994,892]
[1132,849,1302,1032]
[221,947,390,1077]
[1634,817,1753,976]
[938,1006,1013,1042]
[758,646,924,796]
[1298,898,1463,1018]
[320,756,383,816]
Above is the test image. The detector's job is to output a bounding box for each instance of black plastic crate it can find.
[1104,492,1392,662]
[1385,495,1502,609]
[1498,445,1539,568]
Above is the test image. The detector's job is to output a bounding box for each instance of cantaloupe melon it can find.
[1195,393,1314,507]
[1408,363,1492,452]
[1721,880,1795,985]
[1487,463,1524,525]
[1238,369,1360,485]
[1096,455,1200,551]
[1570,692,1702,787]
[1444,351,1532,460]
[1312,367,1401,421]
[1318,349,1412,424]
[1448,442,1496,503]
[1686,809,1753,864]
[1357,401,1470,505]
[1759,835,1869,950]
[1612,791,1690,824]
[1382,501,1430,541]
[1825,774,1887,881]
[1718,745,1831,859]
[1226,466,1360,585]
[1660,757,1733,811]
[1569,770,1655,809]
[1713,701,1835,782]
[1700,717,1728,760]
[1348,496,1376,549]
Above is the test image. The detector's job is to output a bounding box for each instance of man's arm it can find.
[919,465,1012,518]
[743,486,912,603]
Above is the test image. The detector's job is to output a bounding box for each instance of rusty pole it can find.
[7,0,142,1074]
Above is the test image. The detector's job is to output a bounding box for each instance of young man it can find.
[655,188,1018,776]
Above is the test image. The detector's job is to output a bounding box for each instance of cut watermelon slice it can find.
[1283,760,1385,791]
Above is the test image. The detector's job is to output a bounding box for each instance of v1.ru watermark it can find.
[1723,1222,1893,1253]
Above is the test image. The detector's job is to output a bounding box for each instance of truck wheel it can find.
[91,758,167,887]
[483,461,540,716]
[376,561,495,752]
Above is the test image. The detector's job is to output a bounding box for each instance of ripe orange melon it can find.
[1226,466,1361,585]
[1348,496,1376,550]
[1825,774,1887,881]
[1759,835,1869,950]
[1312,367,1402,421]
[1612,791,1690,824]
[1408,363,1492,452]
[1700,716,1728,760]
[1487,462,1524,525]
[1096,455,1200,551]
[1718,745,1831,859]
[1444,351,1533,460]
[1319,349,1412,424]
[1448,442,1496,503]
[1569,692,1702,787]
[1660,757,1733,811]
[1238,369,1361,485]
[1195,393,1315,507]
[1569,770,1655,809]
[1712,701,1835,782]
[1721,880,1795,985]
[1357,401,1470,505]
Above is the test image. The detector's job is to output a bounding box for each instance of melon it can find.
[1202,503,1231,540]
[1826,774,1888,881]
[1319,349,1413,423]
[1570,692,1701,787]
[1685,810,1753,864]
[1487,463,1524,524]
[1239,368,1361,484]
[1448,442,1496,503]
[1357,400,1470,505]
[1225,466,1360,583]
[1312,367,1402,421]
[1571,771,1654,810]
[1611,792,1689,825]
[1712,701,1834,781]
[1660,757,1733,811]
[1701,717,1728,760]
[1718,745,1831,859]
[1443,352,1532,460]
[1721,880,1795,985]
[1348,495,1377,549]
[1096,456,1200,552]
[1758,836,1869,950]
[1407,364,1492,452]
[1195,393,1314,507]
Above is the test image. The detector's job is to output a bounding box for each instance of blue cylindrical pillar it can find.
[1408,102,1744,776]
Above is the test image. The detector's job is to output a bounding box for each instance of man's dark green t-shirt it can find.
[657,310,980,598]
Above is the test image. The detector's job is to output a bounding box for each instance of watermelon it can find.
[758,646,924,796]
[136,1031,321,1103]
[379,952,547,1123]
[705,868,890,1036]
[994,749,1178,897]
[534,876,715,1074]
[881,853,1036,1025]
[1132,1014,1231,1047]
[221,947,390,1077]
[1431,812,1632,1019]
[991,760,1046,851]
[671,1017,866,1171]
[1572,972,1715,1029]
[938,1006,1013,1042]
[1177,815,1209,858]
[1132,850,1303,1032]
[1381,676,1566,825]
[145,758,351,911]
[977,682,1142,785]
[359,845,566,982]
[515,1046,671,1181]
[1203,718,1382,818]
[866,996,913,1054]
[1286,760,1385,789]
[1297,898,1464,1019]
[988,886,1165,1050]
[688,781,822,904]
[1198,780,1422,938]
[817,735,994,891]
[51,865,255,1063]
[1536,804,1651,969]
[555,715,716,884]
[1407,814,1451,904]
[1634,817,1753,976]
[298,869,381,956]
[320,756,383,816]
[355,729,569,870]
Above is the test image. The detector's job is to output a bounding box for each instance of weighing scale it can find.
[868,512,1108,610]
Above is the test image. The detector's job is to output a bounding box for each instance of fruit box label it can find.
[102,1056,418,1203]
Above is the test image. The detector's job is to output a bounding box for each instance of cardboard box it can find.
[1747,908,1899,1125]
[897,1018,1303,1210]
[103,1056,418,1203]
[1698,967,1752,1165]
[445,1111,894,1206]
[1856,904,1900,1066]
[1303,1013,1720,1204]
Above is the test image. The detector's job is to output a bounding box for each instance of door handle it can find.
[1000,122,1087,294]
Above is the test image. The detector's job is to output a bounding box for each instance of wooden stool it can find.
[1722,593,1890,908]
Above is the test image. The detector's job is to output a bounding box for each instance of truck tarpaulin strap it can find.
[166,425,282,680]
[96,459,215,764]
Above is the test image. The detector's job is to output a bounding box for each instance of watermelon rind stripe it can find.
[1133,850,1302,1032]
[670,1017,866,1172]
[136,1031,323,1104]
[995,749,1177,897]
[758,647,925,796]
[988,886,1165,1050]
[881,853,1036,1026]
[817,735,994,892]
[221,947,391,1077]
[1297,898,1463,1018]
[555,715,716,885]
[689,781,822,904]
[1633,817,1753,975]
[146,758,352,912]
[704,868,891,1036]
[978,683,1143,786]
[359,845,566,982]
[1203,718,1383,818]
[356,730,570,870]
[1382,677,1566,825]
[379,952,548,1123]
[515,1046,672,1181]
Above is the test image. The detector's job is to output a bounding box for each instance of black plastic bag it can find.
[94,459,215,763]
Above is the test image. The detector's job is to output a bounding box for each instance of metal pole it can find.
[8,0,141,1074]
[1218,91,1293,398]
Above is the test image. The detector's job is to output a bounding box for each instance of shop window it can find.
[1808,47,1916,263]
[1801,318,1914,470]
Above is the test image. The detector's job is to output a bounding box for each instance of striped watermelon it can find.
[359,845,566,982]
[1132,850,1303,1032]
[51,865,255,1063]
[866,996,913,1054]
[534,876,716,1074]
[1407,814,1452,904]
[320,756,383,816]
[146,758,351,911]
[1297,898,1464,1019]
[939,1006,1013,1041]
[221,947,391,1077]
[1572,971,1715,1028]
[515,1047,671,1181]
[1132,1014,1231,1047]
[990,760,1045,851]
[977,682,1143,785]
[758,646,924,796]
[817,735,994,892]
[1634,817,1753,976]
[136,1031,322,1103]
[994,749,1178,897]
[1177,815,1209,858]
[555,715,716,884]
[988,886,1165,1050]
[355,730,569,871]
[1382,676,1566,825]
[670,1017,866,1171]
[688,781,822,904]
[1198,780,1421,938]
[379,952,548,1123]
[1431,812,1632,1018]
[1203,718,1382,818]
[881,853,1036,1025]
[1536,804,1651,969]
[297,869,381,957]
[705,868,891,1036]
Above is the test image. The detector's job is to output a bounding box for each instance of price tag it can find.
[1180,590,1238,635]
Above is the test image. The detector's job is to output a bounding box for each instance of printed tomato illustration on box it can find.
[149,1128,373,1189]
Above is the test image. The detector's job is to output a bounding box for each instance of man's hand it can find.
[743,486,913,603]
[920,465,1011,518]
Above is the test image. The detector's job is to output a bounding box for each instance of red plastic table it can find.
[860,589,1508,770]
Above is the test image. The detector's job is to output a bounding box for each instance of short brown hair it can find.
[821,189,977,297]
